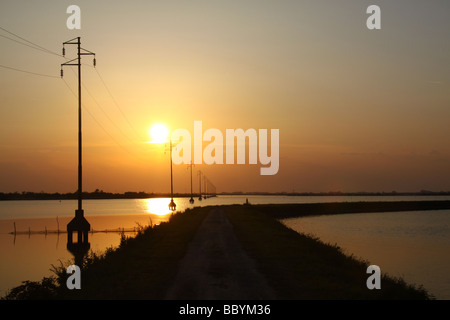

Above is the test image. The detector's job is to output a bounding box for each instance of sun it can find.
[149,123,169,143]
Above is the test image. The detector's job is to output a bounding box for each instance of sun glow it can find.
[149,123,169,143]
[143,198,174,216]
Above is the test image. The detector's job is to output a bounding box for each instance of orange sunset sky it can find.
[1,1,449,194]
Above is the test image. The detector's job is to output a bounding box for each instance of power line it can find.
[0,33,59,56]
[94,68,141,140]
[65,65,135,145]
[61,77,136,157]
[0,26,63,78]
[1,26,142,156]
[0,26,62,57]
[1,26,140,144]
[0,63,59,78]
[82,82,135,144]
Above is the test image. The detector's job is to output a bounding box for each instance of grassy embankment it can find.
[4,201,449,299]
[225,203,443,300]
[2,206,210,300]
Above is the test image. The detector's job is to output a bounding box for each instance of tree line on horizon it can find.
[0,189,449,200]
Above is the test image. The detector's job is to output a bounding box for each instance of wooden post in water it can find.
[13,222,16,245]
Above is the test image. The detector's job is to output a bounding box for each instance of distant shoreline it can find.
[1,190,449,201]
[252,200,450,219]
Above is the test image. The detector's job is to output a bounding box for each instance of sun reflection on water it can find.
[143,198,175,216]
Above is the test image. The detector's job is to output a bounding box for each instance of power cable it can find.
[61,77,136,157]
[82,82,135,144]
[0,26,62,57]
[95,68,141,140]
[0,63,59,78]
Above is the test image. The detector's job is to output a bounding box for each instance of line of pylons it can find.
[187,165,216,204]
[196,170,216,202]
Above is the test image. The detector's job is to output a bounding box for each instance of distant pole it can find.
[190,163,193,196]
[170,140,174,199]
[13,222,16,245]
[198,170,202,201]
[169,139,176,211]
[189,162,194,204]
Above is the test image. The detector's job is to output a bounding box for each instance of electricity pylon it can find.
[198,170,202,201]
[169,139,176,211]
[61,37,96,247]
[188,162,195,204]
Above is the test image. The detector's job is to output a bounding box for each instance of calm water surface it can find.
[1,195,449,297]
[282,210,450,300]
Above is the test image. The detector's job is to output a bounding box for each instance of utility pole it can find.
[209,181,216,196]
[169,139,177,211]
[198,170,202,201]
[188,162,194,204]
[61,37,96,247]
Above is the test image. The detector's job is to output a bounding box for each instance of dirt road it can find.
[164,207,276,299]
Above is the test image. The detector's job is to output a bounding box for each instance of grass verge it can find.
[225,205,432,300]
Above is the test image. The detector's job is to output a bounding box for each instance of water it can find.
[282,210,450,299]
[1,195,449,298]
[2,194,449,220]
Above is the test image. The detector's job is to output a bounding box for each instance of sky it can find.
[0,0,449,194]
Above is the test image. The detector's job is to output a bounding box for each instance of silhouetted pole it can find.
[170,140,174,199]
[169,139,176,211]
[198,170,202,201]
[189,162,194,204]
[61,37,95,247]
[170,141,173,196]
[77,39,82,211]
[61,37,96,214]
[209,182,216,196]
